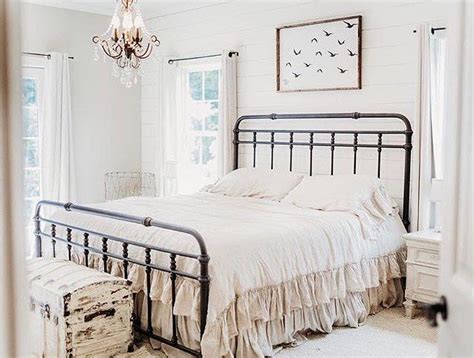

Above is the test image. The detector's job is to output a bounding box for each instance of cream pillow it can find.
[206,167,303,201]
[283,174,395,240]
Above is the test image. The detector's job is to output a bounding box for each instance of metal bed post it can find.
[34,201,210,357]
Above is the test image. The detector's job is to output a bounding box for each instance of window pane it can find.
[204,70,219,100]
[190,136,201,164]
[188,72,203,100]
[190,116,203,131]
[22,107,39,137]
[205,112,218,131]
[24,138,39,167]
[24,169,40,198]
[202,136,216,165]
[22,78,37,106]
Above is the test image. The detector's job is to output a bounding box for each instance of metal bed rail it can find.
[34,200,210,357]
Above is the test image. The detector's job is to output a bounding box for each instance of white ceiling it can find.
[23,0,230,20]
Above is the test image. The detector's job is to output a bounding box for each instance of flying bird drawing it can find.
[285,62,292,67]
[304,62,312,67]
[292,72,301,78]
[343,20,357,28]
[317,68,323,73]
[311,37,318,43]
[327,50,338,57]
[323,30,333,36]
[337,67,348,73]
[315,51,323,56]
[347,49,358,56]
[338,40,345,45]
[293,49,302,55]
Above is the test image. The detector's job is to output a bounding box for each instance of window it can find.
[178,64,220,194]
[22,62,44,243]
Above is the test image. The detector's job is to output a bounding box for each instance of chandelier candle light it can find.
[93,0,160,87]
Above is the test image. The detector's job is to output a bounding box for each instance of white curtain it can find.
[157,58,180,196]
[217,50,238,177]
[418,24,447,229]
[41,52,76,202]
[418,24,433,229]
[429,31,447,179]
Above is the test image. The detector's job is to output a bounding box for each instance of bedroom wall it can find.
[21,3,142,203]
[140,1,451,227]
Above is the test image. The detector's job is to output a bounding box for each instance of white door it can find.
[437,1,473,356]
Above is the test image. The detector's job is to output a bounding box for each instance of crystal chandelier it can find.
[92,0,160,87]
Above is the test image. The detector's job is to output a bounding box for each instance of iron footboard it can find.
[34,200,210,357]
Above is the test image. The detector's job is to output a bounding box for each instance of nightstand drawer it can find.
[409,264,439,298]
[408,247,440,267]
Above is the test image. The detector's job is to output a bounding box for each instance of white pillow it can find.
[206,167,303,201]
[282,174,395,240]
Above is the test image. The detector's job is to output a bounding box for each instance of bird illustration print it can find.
[343,20,357,28]
[277,15,361,91]
[347,49,358,57]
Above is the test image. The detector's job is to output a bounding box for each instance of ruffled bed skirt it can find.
[65,249,406,358]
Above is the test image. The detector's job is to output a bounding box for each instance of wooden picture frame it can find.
[276,15,362,92]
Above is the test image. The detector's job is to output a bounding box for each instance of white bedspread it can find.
[49,193,406,356]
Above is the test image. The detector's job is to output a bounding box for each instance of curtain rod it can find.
[22,51,75,60]
[431,27,446,34]
[168,51,238,65]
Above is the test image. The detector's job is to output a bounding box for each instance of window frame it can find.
[177,60,221,194]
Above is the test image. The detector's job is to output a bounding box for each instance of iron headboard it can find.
[232,112,413,229]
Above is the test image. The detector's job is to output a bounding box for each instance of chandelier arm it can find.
[134,43,152,59]
[101,41,123,60]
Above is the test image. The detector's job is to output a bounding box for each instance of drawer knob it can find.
[423,295,448,327]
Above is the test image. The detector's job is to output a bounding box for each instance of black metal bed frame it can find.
[34,112,412,357]
[233,112,413,229]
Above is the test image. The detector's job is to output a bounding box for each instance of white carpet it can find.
[277,307,437,358]
[122,307,437,358]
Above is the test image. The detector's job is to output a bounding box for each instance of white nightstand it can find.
[403,229,441,318]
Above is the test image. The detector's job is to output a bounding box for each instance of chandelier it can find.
[92,0,160,87]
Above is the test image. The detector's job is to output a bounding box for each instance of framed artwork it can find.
[276,15,362,92]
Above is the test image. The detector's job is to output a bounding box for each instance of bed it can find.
[34,112,413,358]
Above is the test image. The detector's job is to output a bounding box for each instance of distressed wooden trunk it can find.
[27,258,134,358]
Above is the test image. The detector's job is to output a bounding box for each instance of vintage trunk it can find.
[27,258,133,357]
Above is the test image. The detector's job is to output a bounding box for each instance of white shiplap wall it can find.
[140,1,451,228]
